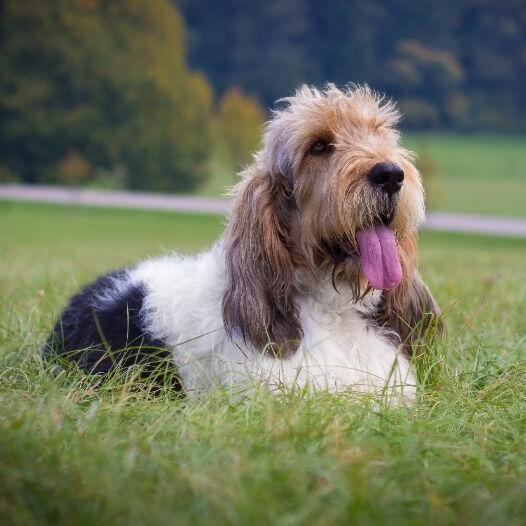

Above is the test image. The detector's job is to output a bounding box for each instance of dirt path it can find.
[1,184,525,238]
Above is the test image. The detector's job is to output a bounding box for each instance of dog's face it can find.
[223,84,439,356]
[260,85,425,291]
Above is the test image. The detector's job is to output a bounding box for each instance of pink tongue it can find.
[355,225,402,290]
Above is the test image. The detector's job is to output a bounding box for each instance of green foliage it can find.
[176,0,310,105]
[389,40,465,129]
[56,151,92,186]
[176,0,526,131]
[0,0,214,191]
[215,88,265,172]
[2,202,526,524]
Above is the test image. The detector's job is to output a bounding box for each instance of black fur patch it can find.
[44,269,181,389]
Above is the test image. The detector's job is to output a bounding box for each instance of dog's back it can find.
[44,269,179,387]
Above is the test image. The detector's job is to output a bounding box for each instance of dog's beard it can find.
[359,189,399,229]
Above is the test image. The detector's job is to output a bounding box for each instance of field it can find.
[201,133,526,218]
[2,202,526,525]
[405,134,526,217]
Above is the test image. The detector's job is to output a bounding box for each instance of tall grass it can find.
[2,203,526,525]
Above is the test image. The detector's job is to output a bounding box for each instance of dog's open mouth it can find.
[354,223,402,290]
[328,212,402,291]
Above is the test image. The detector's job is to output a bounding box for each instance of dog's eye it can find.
[309,140,332,156]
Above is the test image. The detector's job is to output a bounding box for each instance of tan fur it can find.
[222,84,441,356]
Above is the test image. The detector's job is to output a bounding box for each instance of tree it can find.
[0,0,215,191]
[216,88,265,172]
[174,0,312,105]
[174,0,526,131]
[385,40,465,129]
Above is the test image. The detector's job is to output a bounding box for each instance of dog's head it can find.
[223,84,440,355]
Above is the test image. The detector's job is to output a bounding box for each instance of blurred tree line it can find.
[177,0,526,131]
[1,0,524,192]
[0,0,263,191]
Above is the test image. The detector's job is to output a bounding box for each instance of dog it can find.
[45,84,441,400]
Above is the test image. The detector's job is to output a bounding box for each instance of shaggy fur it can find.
[45,84,442,401]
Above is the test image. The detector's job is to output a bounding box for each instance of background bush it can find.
[215,88,265,172]
[0,0,215,192]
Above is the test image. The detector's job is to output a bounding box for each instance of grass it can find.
[2,202,526,525]
[198,133,526,218]
[404,133,526,217]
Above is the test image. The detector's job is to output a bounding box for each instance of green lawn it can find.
[2,202,526,525]
[404,133,526,217]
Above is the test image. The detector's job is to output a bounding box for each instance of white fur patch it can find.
[128,243,416,403]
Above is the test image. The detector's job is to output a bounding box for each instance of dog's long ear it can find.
[222,164,301,356]
[379,232,443,355]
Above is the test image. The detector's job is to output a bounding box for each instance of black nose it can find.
[368,162,404,195]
